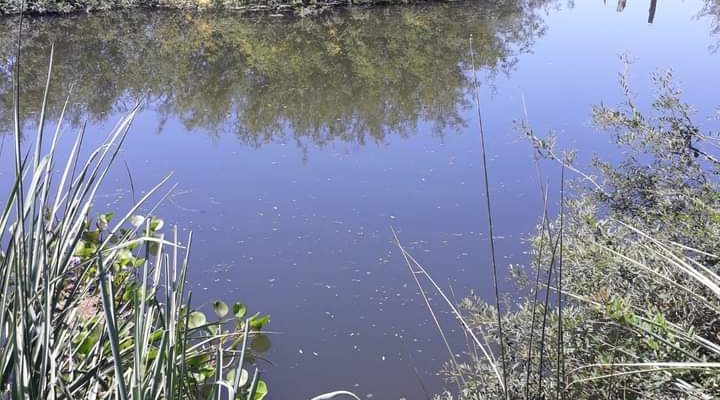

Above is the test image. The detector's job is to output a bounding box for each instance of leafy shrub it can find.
[442,67,720,399]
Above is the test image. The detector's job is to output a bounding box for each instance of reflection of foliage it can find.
[0,2,552,147]
[701,0,720,52]
[0,0,538,16]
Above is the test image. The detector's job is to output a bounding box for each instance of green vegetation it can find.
[0,1,553,145]
[0,49,276,398]
[5,1,720,398]
[0,21,366,395]
[421,68,720,398]
[702,0,720,51]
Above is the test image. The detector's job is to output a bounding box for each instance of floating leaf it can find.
[188,311,207,329]
[186,353,212,369]
[130,215,145,227]
[248,314,270,331]
[76,325,102,355]
[213,301,229,318]
[150,217,164,231]
[233,303,247,320]
[254,380,268,400]
[226,368,249,387]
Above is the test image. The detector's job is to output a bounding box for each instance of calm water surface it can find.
[1,1,719,398]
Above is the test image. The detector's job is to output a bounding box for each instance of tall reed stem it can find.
[469,35,508,399]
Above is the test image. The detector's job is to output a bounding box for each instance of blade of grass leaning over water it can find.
[392,228,505,392]
[393,227,466,391]
[469,34,509,399]
[310,391,363,400]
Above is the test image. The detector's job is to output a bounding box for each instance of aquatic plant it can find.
[0,23,363,398]
[0,22,279,397]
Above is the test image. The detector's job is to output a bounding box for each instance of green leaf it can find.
[76,325,102,355]
[97,212,113,230]
[150,217,164,231]
[254,380,268,400]
[186,353,211,369]
[226,368,249,387]
[248,315,270,331]
[82,230,100,244]
[233,303,247,320]
[213,301,229,318]
[74,241,98,258]
[188,311,207,329]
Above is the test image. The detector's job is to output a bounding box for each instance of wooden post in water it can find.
[648,0,657,23]
[616,0,627,12]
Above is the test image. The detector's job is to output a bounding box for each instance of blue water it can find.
[1,1,719,398]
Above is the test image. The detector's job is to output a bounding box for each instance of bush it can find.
[441,66,720,399]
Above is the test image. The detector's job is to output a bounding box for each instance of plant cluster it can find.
[0,50,271,399]
[439,68,720,399]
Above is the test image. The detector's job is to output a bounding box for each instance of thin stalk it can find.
[537,207,563,397]
[556,165,565,400]
[524,186,550,400]
[469,35,508,400]
[396,228,466,389]
[391,229,505,391]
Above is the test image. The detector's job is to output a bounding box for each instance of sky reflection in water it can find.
[0,1,719,398]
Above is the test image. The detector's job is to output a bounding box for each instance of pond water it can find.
[1,1,719,398]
